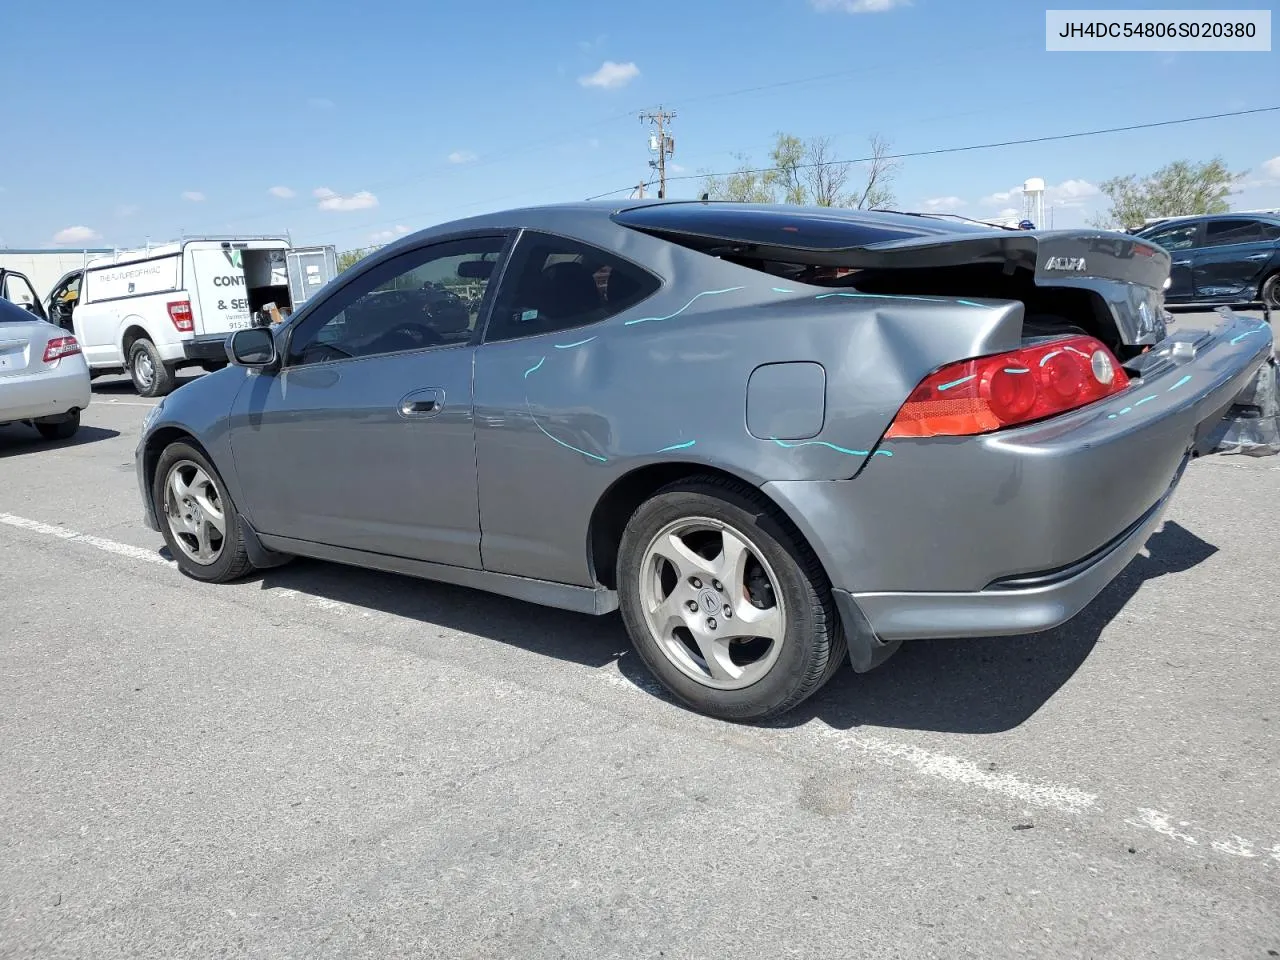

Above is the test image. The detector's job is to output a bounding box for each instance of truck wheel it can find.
[129,339,176,397]
[616,475,846,722]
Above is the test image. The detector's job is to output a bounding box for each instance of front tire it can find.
[617,476,846,722]
[1262,273,1280,312]
[152,441,254,583]
[129,339,176,397]
[35,409,80,441]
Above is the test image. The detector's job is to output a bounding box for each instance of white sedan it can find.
[0,297,91,440]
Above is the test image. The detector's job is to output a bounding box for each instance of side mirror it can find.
[226,327,277,368]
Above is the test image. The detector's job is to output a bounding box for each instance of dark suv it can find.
[1135,213,1280,311]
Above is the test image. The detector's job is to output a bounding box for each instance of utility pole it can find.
[639,107,676,199]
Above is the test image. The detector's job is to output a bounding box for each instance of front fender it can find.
[135,367,252,525]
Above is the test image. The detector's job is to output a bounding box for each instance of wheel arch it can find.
[119,320,154,359]
[586,460,822,591]
[141,427,213,499]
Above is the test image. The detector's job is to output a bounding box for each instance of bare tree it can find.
[700,133,901,210]
[803,136,852,207]
[850,134,899,210]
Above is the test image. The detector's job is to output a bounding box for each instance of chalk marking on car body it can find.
[623,287,745,326]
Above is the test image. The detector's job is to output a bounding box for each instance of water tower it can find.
[1023,178,1046,229]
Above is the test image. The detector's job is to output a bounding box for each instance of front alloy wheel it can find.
[163,459,226,565]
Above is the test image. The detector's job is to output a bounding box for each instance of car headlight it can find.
[141,400,164,432]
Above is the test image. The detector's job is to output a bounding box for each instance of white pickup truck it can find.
[67,237,336,396]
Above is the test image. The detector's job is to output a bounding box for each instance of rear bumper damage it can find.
[766,308,1273,672]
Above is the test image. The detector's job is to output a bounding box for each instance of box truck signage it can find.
[192,249,252,333]
[86,256,179,302]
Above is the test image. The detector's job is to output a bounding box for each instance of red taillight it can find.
[885,335,1130,439]
[43,336,81,363]
[167,299,194,332]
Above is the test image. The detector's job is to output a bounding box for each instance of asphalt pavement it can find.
[2,321,1278,959]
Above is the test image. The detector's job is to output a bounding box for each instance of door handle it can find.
[398,388,443,419]
[1172,259,1191,266]
[1245,253,1269,261]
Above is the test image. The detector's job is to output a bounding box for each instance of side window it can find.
[1202,219,1264,247]
[1144,223,1198,251]
[484,231,660,343]
[1259,221,1280,242]
[286,236,507,366]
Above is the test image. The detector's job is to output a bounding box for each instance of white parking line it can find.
[1,511,1276,870]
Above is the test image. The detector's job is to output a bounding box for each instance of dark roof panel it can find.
[612,201,996,252]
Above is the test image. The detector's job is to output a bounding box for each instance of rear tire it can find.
[129,339,176,398]
[35,409,80,441]
[616,476,845,722]
[152,441,255,583]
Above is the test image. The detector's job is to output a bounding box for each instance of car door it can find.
[228,234,511,568]
[1192,218,1274,302]
[1,272,50,322]
[45,272,81,331]
[1140,221,1198,300]
[472,230,662,586]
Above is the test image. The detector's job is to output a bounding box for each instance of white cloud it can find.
[314,187,379,211]
[1046,178,1100,207]
[52,225,101,245]
[922,196,965,211]
[981,187,1020,205]
[115,204,139,218]
[994,207,1021,221]
[578,34,607,51]
[448,150,478,164]
[268,185,296,198]
[371,225,412,243]
[578,60,640,89]
[181,191,206,202]
[810,0,911,11]
[668,162,686,173]
[1262,155,1280,180]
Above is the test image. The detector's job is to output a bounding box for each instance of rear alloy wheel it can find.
[152,441,254,583]
[129,338,176,398]
[35,409,80,441]
[1262,273,1280,312]
[617,477,845,722]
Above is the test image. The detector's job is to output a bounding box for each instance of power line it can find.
[585,105,1280,201]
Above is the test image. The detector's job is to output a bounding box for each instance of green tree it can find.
[337,248,370,272]
[698,153,776,203]
[1091,157,1244,229]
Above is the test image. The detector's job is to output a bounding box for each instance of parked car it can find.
[1135,212,1280,310]
[0,296,90,440]
[135,201,1272,721]
[70,237,338,397]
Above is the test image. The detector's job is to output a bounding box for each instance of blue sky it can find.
[2,0,1276,251]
